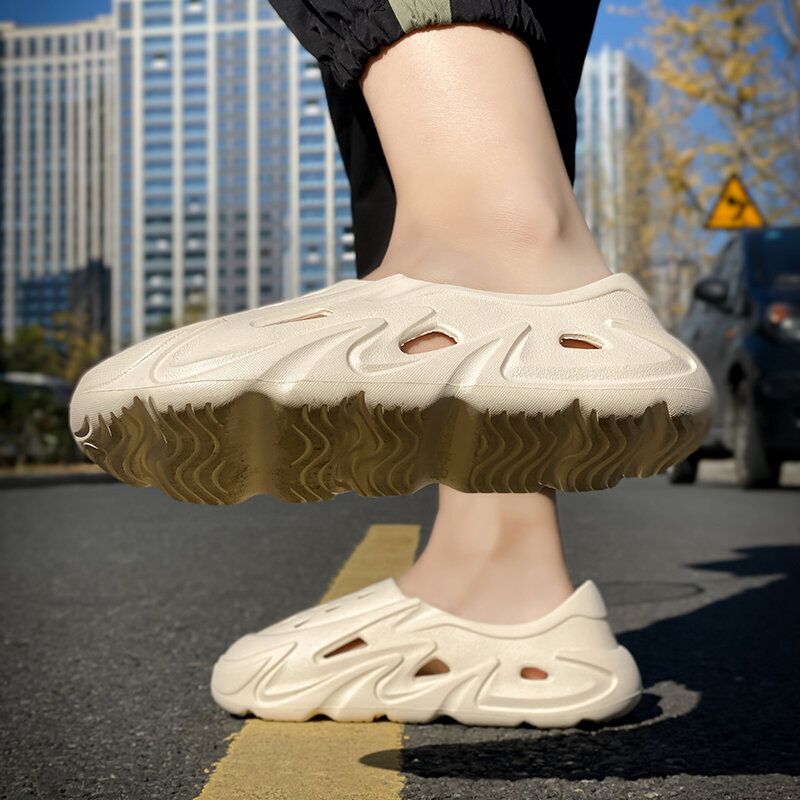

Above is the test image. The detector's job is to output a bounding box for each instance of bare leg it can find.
[361,23,611,296]
[359,23,607,622]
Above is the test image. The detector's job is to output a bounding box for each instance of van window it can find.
[754,229,800,289]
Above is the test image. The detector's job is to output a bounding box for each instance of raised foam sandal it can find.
[70,272,714,504]
[210,576,642,727]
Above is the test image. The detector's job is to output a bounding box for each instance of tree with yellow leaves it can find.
[620,0,799,326]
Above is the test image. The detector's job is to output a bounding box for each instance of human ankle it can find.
[393,188,567,256]
[396,488,574,624]
[398,551,573,625]
[373,195,611,294]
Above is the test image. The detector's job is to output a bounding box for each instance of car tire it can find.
[733,382,781,489]
[668,458,699,484]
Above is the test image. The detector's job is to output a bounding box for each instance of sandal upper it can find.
[210,576,634,717]
[71,272,714,430]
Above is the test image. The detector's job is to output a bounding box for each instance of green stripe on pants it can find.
[387,0,452,32]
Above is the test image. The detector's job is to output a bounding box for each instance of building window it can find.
[302,100,322,116]
[119,4,133,29]
[151,52,170,70]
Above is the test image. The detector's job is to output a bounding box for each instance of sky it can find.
[1,0,112,26]
[3,0,657,61]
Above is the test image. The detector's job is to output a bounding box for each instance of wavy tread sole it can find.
[216,689,643,728]
[77,391,711,504]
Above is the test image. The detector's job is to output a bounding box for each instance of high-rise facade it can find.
[114,0,354,348]
[0,16,116,342]
[2,2,356,351]
[2,19,654,350]
[575,45,648,275]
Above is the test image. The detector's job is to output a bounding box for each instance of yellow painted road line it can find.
[196,523,420,800]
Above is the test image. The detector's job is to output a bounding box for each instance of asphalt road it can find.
[1,464,799,800]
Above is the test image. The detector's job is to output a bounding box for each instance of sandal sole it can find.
[76,391,711,504]
[76,392,710,505]
[211,642,644,728]
[214,690,644,728]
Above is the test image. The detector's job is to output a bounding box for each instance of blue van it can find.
[672,226,800,487]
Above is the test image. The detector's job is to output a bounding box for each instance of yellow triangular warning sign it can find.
[705,174,766,229]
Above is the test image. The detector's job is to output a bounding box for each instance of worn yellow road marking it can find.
[196,524,420,800]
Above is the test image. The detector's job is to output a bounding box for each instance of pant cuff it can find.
[279,0,545,90]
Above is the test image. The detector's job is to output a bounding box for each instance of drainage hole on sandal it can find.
[559,334,602,350]
[400,331,457,354]
[415,658,450,677]
[520,666,549,680]
[323,637,367,658]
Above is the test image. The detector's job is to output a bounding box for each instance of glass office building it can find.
[575,45,648,275]
[2,2,356,350]
[114,0,355,348]
[0,17,116,342]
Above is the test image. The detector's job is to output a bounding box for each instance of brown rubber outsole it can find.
[75,391,711,504]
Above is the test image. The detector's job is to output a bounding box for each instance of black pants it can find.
[268,0,600,279]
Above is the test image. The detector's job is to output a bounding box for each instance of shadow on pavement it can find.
[0,472,114,490]
[363,545,800,780]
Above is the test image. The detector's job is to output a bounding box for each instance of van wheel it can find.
[668,458,699,484]
[733,383,780,488]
